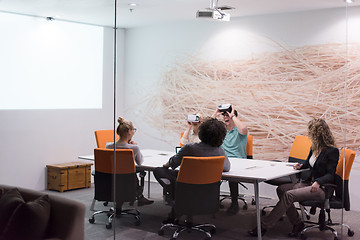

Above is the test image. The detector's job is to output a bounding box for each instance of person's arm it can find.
[163,145,188,170]
[228,107,247,135]
[132,145,144,165]
[180,123,192,145]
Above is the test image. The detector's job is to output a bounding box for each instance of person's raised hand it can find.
[211,108,221,118]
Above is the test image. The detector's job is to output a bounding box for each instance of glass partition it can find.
[1,1,358,239]
[0,0,116,239]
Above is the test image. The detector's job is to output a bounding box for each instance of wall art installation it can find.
[144,43,360,160]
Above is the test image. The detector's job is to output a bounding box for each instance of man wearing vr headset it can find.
[212,104,248,215]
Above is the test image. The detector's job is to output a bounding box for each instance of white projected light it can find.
[0,13,104,110]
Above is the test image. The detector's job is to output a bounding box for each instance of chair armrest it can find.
[321,183,336,210]
[322,183,336,199]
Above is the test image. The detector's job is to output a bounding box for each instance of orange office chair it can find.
[179,132,185,147]
[262,135,312,216]
[158,156,225,240]
[93,130,120,207]
[89,148,140,229]
[246,134,253,159]
[219,134,253,210]
[300,148,356,240]
[94,130,119,148]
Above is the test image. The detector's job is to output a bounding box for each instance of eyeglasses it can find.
[133,128,137,132]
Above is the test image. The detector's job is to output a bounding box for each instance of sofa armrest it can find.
[46,196,85,240]
[0,184,85,240]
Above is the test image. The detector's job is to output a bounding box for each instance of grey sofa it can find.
[0,184,85,240]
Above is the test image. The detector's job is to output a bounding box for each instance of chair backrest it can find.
[94,130,119,148]
[288,135,312,163]
[93,148,136,203]
[246,134,253,159]
[336,148,355,181]
[334,148,355,210]
[179,132,185,147]
[175,156,225,216]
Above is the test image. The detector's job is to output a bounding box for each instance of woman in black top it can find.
[249,118,339,237]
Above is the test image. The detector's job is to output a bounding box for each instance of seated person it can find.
[180,113,202,145]
[106,116,154,209]
[153,117,230,223]
[212,104,248,215]
[248,118,339,237]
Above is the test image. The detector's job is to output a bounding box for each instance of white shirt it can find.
[309,154,317,167]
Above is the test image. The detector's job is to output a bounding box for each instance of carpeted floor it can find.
[45,182,358,240]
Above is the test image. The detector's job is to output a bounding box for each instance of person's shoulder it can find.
[105,142,114,149]
[326,146,339,153]
[184,142,197,148]
[326,146,339,151]
[131,144,141,151]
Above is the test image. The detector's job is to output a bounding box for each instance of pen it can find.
[245,166,258,169]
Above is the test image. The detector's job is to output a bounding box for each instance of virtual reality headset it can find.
[187,114,201,123]
[218,104,232,113]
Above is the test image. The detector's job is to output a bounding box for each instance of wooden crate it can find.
[47,161,93,192]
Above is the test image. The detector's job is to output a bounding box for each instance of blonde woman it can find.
[180,113,202,146]
[106,117,154,208]
[249,118,339,237]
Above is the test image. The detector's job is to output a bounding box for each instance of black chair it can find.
[158,156,225,240]
[299,148,355,240]
[89,148,140,229]
[262,135,312,218]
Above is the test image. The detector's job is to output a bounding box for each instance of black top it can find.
[300,146,339,185]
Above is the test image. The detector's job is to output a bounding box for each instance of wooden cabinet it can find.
[47,161,92,192]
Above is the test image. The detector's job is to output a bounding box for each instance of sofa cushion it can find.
[0,188,24,235]
[0,194,51,240]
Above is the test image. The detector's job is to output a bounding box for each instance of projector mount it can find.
[196,0,234,21]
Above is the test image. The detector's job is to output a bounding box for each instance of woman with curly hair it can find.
[249,118,339,237]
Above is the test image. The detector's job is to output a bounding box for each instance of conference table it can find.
[79,148,305,240]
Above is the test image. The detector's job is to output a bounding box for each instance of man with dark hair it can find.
[153,117,230,223]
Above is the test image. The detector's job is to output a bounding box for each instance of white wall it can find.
[0,27,124,191]
[123,7,360,210]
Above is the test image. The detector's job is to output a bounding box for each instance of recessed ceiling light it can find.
[128,3,137,7]
[345,0,353,3]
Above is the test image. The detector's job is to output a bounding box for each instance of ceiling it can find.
[0,0,359,28]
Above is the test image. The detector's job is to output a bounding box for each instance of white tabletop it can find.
[79,148,302,183]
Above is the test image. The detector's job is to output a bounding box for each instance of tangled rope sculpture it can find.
[145,43,360,160]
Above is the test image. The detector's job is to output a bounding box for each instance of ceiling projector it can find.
[196,9,230,21]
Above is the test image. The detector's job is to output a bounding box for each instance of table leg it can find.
[254,180,262,240]
[147,170,151,198]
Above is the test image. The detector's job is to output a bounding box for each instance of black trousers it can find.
[135,170,146,198]
[153,167,178,200]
